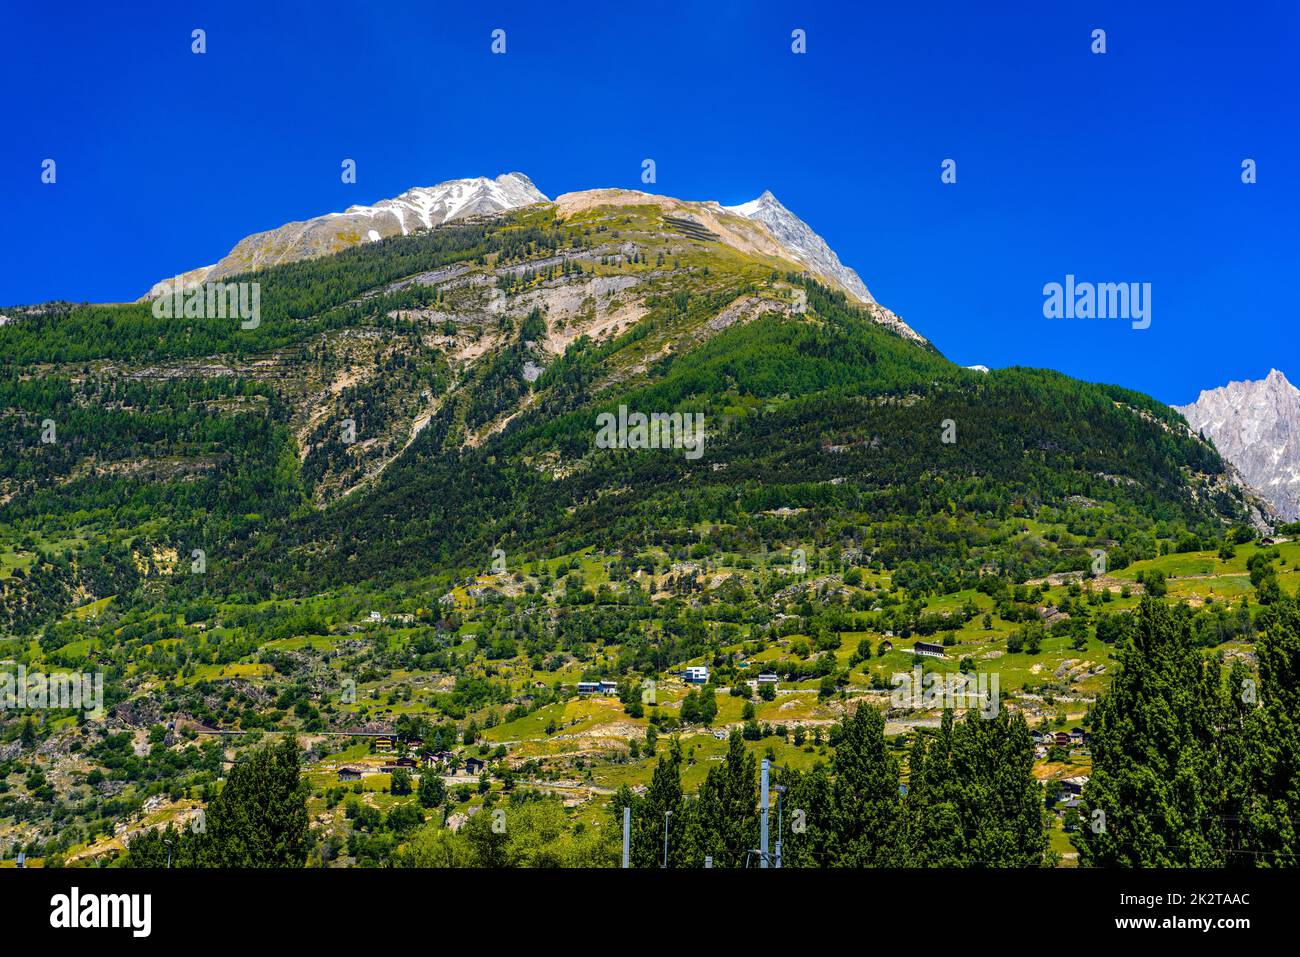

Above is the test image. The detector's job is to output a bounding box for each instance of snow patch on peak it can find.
[727,191,778,218]
[141,173,548,298]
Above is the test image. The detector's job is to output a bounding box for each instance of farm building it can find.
[423,750,457,771]
[1061,775,1089,795]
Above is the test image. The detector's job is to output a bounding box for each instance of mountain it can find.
[1176,369,1300,520]
[721,190,924,345]
[0,176,1284,869]
[138,174,925,343]
[552,187,922,341]
[3,186,1260,579]
[725,190,873,299]
[141,172,548,299]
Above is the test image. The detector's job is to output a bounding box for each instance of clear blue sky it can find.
[2,0,1296,405]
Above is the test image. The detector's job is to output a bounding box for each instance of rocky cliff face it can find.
[1176,369,1300,521]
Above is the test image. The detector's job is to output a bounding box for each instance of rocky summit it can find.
[1177,369,1300,520]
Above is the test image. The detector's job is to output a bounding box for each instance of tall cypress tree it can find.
[906,708,1046,866]
[1079,598,1230,866]
[830,703,904,866]
[954,708,1047,866]
[631,736,685,867]
[1241,597,1300,865]
[197,735,310,867]
[127,735,308,868]
[905,712,966,866]
[683,730,757,867]
[777,762,835,867]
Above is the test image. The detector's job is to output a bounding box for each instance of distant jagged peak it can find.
[726,189,781,218]
[1186,367,1297,405]
[1176,368,1300,522]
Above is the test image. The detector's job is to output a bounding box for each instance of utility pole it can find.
[774,784,787,869]
[760,759,792,869]
[662,810,672,868]
[622,806,630,868]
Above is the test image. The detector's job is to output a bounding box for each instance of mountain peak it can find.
[1176,369,1300,521]
[724,190,875,306]
[725,189,781,218]
[142,172,548,299]
[137,173,923,342]
[1266,368,1295,390]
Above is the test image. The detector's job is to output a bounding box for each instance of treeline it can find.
[122,737,308,868]
[103,597,1300,869]
[1080,596,1300,866]
[614,704,1046,868]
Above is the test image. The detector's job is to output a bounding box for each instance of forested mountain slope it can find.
[0,187,1289,868]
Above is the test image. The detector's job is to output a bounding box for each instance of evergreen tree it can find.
[125,736,308,867]
[904,713,966,866]
[682,731,757,867]
[777,762,835,867]
[1240,597,1300,865]
[630,738,685,866]
[829,704,904,866]
[907,708,1046,866]
[196,735,310,867]
[1079,599,1231,866]
[419,770,447,809]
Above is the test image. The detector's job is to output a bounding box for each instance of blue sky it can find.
[2,0,1296,405]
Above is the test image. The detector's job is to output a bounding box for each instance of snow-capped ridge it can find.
[142,173,547,299]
